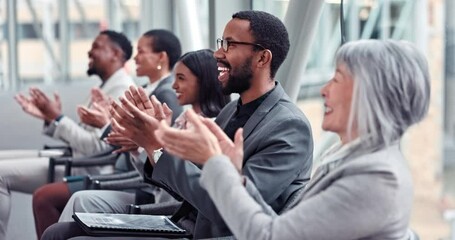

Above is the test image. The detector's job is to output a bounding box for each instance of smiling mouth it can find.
[218,66,230,79]
[324,105,333,114]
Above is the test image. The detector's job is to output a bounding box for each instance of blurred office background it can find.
[0,0,452,239]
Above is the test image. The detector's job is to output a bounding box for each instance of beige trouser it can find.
[0,156,66,239]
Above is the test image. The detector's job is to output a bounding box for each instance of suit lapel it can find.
[242,83,284,140]
[216,103,237,130]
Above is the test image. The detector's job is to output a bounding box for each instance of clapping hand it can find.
[90,87,112,110]
[77,102,111,128]
[15,87,62,122]
[200,117,244,172]
[78,87,113,128]
[14,93,46,120]
[124,86,173,125]
[109,86,172,155]
[155,109,244,172]
[105,131,139,153]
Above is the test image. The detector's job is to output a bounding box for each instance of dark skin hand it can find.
[78,87,113,128]
[28,87,62,122]
[77,102,110,128]
[105,131,139,153]
[14,93,46,120]
[109,86,172,159]
[155,109,244,172]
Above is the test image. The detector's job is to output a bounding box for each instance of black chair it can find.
[43,144,73,157]
[84,169,144,189]
[84,168,162,207]
[47,148,130,183]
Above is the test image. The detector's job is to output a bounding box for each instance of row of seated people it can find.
[1,29,137,239]
[34,46,231,239]
[7,9,427,240]
[2,28,186,239]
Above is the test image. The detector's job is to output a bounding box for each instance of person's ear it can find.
[112,46,124,62]
[157,51,169,70]
[257,50,272,68]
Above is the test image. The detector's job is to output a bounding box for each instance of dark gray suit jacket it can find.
[149,82,314,238]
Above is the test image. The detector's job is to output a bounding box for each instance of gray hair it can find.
[336,39,430,151]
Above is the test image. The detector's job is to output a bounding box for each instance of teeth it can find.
[218,67,229,72]
[324,106,333,113]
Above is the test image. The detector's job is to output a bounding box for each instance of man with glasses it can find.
[154,12,313,238]
[41,10,313,239]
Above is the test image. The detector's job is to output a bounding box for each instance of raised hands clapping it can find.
[155,109,244,172]
[14,87,62,122]
[108,86,173,156]
[105,131,139,154]
[77,87,113,128]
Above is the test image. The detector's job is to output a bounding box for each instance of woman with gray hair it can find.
[155,39,430,239]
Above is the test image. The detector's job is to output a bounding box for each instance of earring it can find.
[157,65,162,70]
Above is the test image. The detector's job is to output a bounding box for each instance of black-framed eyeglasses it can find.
[216,38,266,52]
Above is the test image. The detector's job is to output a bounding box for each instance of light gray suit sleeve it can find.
[200,155,402,240]
[41,76,134,156]
[243,178,277,217]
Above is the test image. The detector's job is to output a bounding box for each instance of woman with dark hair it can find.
[39,49,230,240]
[32,29,184,239]
[174,49,230,118]
[133,29,183,123]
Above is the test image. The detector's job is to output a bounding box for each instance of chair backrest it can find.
[113,152,134,173]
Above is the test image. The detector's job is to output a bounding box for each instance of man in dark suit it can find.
[41,11,313,240]
[147,11,313,238]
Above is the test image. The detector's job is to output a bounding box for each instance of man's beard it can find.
[86,67,98,76]
[222,57,253,95]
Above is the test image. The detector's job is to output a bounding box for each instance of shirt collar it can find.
[100,68,128,89]
[235,86,275,116]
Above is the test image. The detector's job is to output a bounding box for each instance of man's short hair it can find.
[100,30,133,62]
[142,29,182,69]
[232,11,290,78]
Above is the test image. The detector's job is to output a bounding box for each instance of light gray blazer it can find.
[150,82,314,238]
[200,143,413,240]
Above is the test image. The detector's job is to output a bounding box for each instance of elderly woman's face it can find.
[320,63,355,144]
